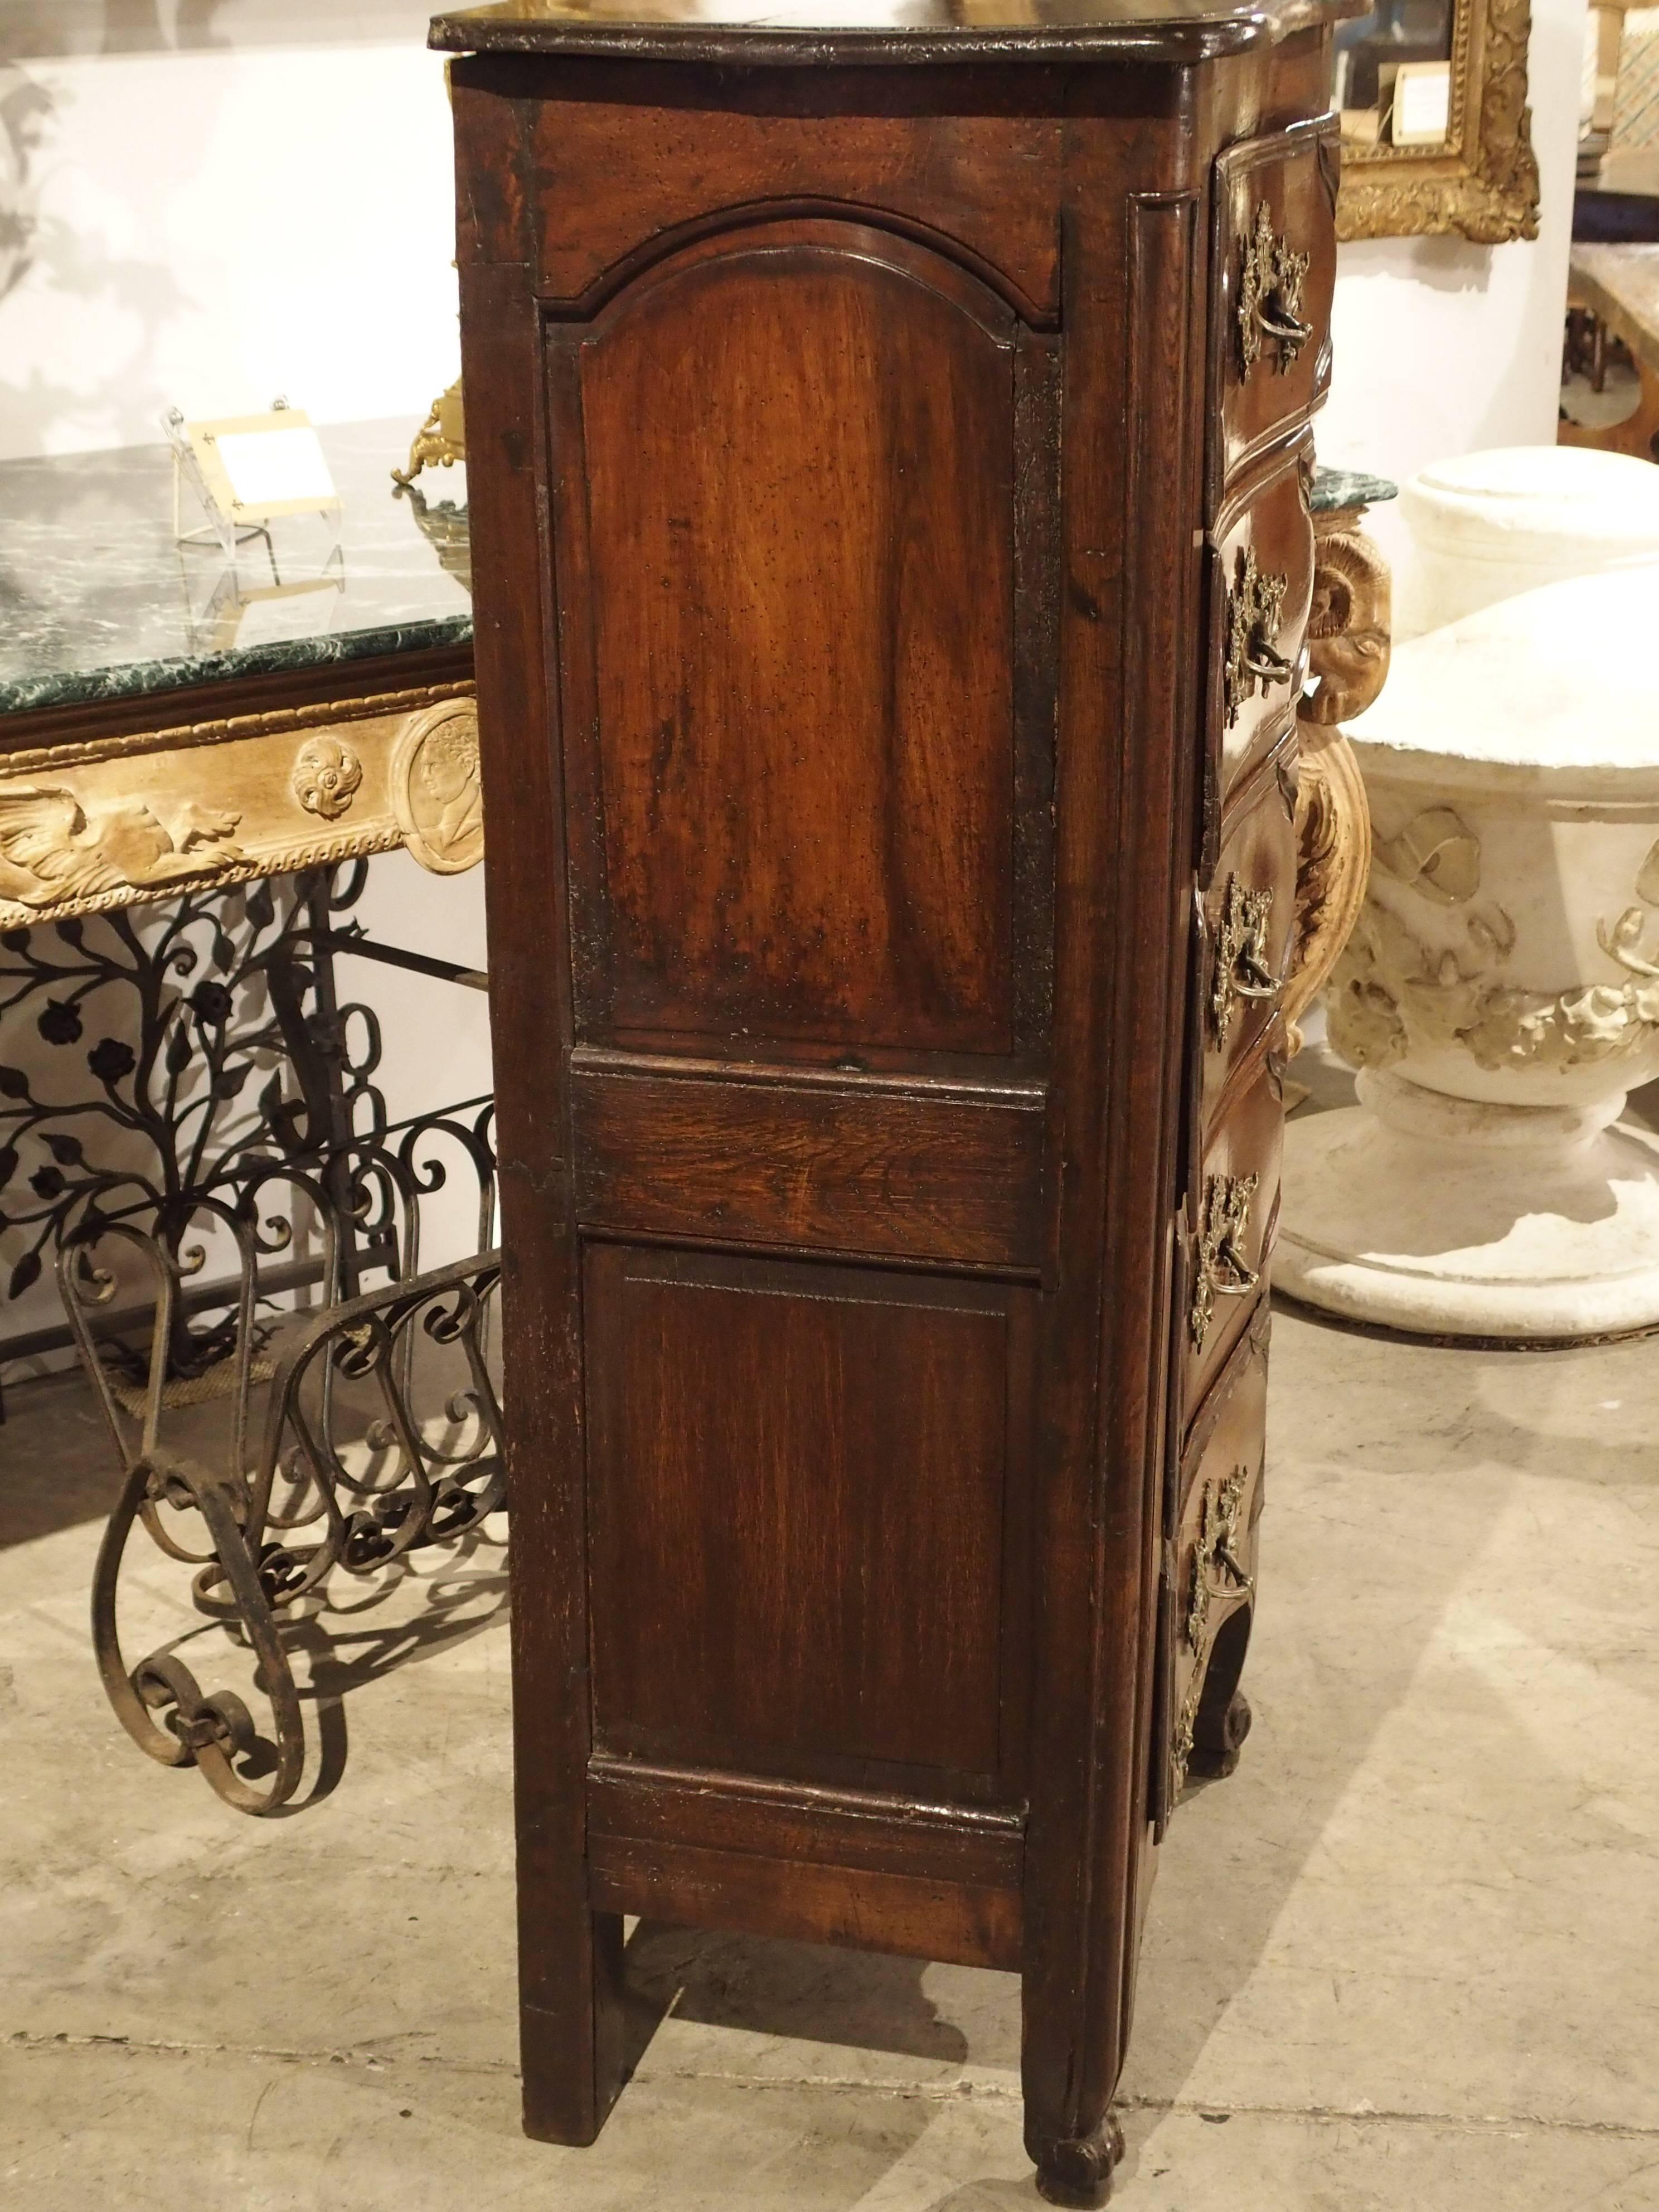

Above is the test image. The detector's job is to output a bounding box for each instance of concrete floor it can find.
[3,1296,1658,2208]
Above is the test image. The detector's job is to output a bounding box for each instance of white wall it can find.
[1,0,1588,475]
[0,2,459,459]
[1318,0,1590,585]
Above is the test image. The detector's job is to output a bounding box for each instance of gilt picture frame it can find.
[1337,0,1541,244]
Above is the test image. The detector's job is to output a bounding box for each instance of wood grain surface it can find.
[570,1059,1045,1268]
[585,1245,1031,1794]
[447,21,1342,2194]
[558,224,1019,1052]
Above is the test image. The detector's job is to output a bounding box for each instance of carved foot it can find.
[1187,1688,1252,1781]
[1033,2115,1125,2208]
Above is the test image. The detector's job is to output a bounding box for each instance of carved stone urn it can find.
[1277,562,1659,1340]
[1395,445,1659,641]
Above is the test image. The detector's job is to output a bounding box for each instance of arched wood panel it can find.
[549,220,1050,1057]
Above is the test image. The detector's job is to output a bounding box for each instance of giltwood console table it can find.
[0,425,502,1807]
[0,424,486,1382]
[0,422,479,935]
[439,2,1362,2199]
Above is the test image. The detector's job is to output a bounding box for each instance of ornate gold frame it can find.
[1337,0,1541,245]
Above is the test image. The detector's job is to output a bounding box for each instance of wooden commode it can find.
[433,2,1353,2198]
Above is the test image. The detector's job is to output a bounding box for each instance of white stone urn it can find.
[1396,446,1659,641]
[1276,563,1659,1341]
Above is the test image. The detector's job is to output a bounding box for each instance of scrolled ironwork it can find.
[8,855,507,1817]
[1,864,377,1377]
[79,1244,503,1817]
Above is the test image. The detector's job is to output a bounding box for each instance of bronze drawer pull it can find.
[1185,1463,1255,1651]
[1189,1170,1259,1349]
[1211,875,1279,1045]
[1223,546,1293,727]
[1238,201,1312,378]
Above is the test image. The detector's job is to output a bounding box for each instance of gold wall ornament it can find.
[1337,0,1540,243]
[392,698,484,875]
[1211,875,1279,1046]
[1238,202,1312,378]
[1189,1171,1260,1350]
[1224,547,1293,727]
[291,735,363,822]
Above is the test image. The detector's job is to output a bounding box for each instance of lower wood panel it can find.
[585,1245,1034,1800]
[588,1832,1024,1972]
[570,1056,1045,1269]
[588,1755,1026,1884]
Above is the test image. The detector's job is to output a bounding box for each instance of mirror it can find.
[1336,0,1541,242]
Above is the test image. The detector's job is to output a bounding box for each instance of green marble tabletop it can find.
[0,420,473,724]
[1308,466,1398,514]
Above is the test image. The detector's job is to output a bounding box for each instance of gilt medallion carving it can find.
[292,736,363,822]
[0,680,478,931]
[392,699,484,875]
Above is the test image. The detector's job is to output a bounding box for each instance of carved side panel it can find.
[551,220,1039,1057]
[585,1244,1034,1801]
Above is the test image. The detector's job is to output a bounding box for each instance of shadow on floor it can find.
[625,1921,972,2065]
[0,1364,128,1546]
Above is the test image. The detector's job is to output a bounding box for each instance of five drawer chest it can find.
[433,2,1355,2197]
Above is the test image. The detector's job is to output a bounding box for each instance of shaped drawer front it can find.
[1210,117,1338,499]
[1182,1048,1284,1420]
[1169,1311,1268,1798]
[1206,442,1315,804]
[1200,739,1300,1114]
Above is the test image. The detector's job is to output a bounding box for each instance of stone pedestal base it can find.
[1277,1071,1659,1342]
